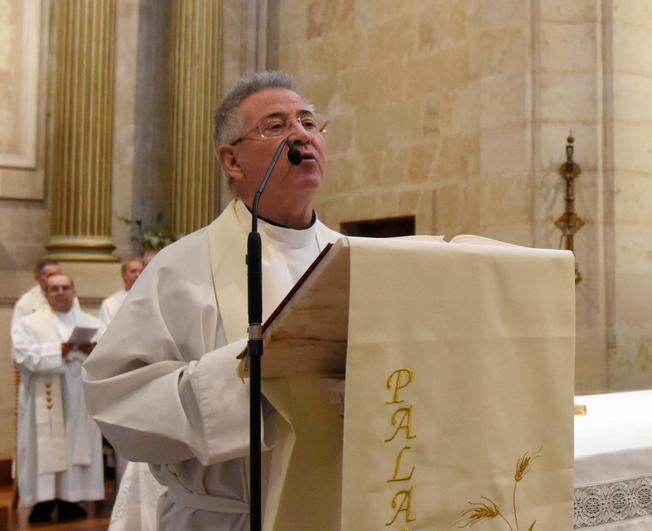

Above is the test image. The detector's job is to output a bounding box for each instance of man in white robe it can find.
[12,273,106,524]
[98,257,144,326]
[83,71,340,530]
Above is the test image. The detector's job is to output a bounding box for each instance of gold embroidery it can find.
[514,449,539,483]
[455,497,504,527]
[384,405,417,443]
[43,379,58,436]
[385,488,417,526]
[45,381,54,410]
[454,449,542,530]
[385,368,417,527]
[385,369,413,405]
[387,445,415,483]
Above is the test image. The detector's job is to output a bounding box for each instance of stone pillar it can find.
[169,0,222,235]
[47,0,117,262]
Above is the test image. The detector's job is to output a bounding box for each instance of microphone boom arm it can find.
[247,136,297,531]
[251,138,294,233]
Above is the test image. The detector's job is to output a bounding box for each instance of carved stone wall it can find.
[606,2,652,390]
[273,0,652,393]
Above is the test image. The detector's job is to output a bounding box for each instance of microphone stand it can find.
[247,137,296,531]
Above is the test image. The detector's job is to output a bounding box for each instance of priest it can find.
[83,71,340,530]
[12,273,105,523]
[98,257,144,326]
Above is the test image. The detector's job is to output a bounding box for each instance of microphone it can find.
[287,145,303,165]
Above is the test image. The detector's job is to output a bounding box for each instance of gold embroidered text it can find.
[385,368,417,528]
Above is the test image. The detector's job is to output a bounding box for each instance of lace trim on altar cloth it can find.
[574,476,652,528]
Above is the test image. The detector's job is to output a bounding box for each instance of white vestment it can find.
[12,306,106,506]
[12,285,47,332]
[83,199,340,531]
[98,289,127,326]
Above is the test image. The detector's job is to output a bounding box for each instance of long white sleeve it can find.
[83,230,252,466]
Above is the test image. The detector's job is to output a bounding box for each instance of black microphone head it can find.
[287,147,303,165]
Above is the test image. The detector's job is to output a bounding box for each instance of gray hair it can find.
[121,256,143,274]
[35,259,59,274]
[213,71,302,146]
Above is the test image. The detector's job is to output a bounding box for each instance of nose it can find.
[286,117,311,145]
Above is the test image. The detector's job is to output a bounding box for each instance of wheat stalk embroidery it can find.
[453,449,540,530]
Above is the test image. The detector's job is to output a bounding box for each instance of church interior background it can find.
[0,0,651,492]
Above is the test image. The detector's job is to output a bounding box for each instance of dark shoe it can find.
[28,500,55,524]
[56,500,88,521]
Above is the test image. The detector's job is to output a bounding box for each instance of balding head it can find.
[121,257,144,290]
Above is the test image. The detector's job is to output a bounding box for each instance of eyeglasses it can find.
[231,113,328,145]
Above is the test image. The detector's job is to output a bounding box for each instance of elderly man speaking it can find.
[83,71,340,530]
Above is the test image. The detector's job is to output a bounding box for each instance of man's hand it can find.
[62,341,96,360]
[77,342,96,355]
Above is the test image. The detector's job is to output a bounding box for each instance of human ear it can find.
[217,145,245,182]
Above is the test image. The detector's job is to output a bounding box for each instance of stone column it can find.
[47,0,117,262]
[169,0,222,235]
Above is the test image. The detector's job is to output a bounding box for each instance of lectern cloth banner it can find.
[342,236,575,530]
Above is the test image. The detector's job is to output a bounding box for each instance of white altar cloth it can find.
[574,390,652,529]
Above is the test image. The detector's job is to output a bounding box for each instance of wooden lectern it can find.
[244,236,575,531]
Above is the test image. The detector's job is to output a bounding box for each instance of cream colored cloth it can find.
[12,306,105,506]
[29,309,89,474]
[98,289,127,326]
[34,372,67,474]
[258,377,343,531]
[341,236,575,530]
[83,199,340,531]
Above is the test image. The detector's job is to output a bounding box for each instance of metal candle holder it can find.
[554,132,584,284]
